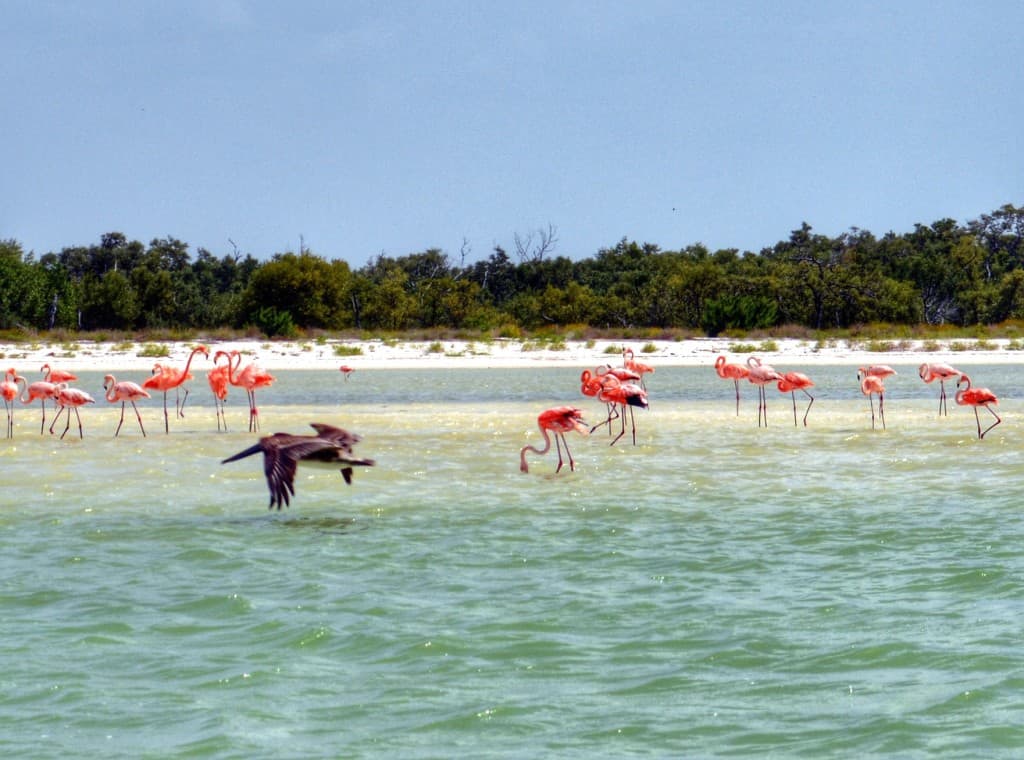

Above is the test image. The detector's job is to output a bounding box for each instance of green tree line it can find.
[2,204,1022,337]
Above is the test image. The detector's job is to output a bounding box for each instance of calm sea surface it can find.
[3,363,1024,758]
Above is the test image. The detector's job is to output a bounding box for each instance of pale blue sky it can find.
[4,1,1021,264]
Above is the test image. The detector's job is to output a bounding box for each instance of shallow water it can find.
[2,364,1024,758]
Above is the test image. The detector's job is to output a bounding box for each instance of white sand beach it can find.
[1,336,1022,374]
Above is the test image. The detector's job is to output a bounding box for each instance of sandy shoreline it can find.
[2,337,1022,373]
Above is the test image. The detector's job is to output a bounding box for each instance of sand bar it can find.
[1,337,1022,373]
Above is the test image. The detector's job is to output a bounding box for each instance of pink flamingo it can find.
[714,355,750,416]
[207,362,231,432]
[581,369,620,435]
[103,374,151,437]
[858,370,887,430]
[592,377,648,446]
[622,348,654,389]
[776,371,815,426]
[858,364,897,380]
[955,374,1001,439]
[2,368,27,438]
[746,356,783,427]
[41,363,78,384]
[19,378,60,434]
[143,345,209,433]
[520,406,589,473]
[339,365,355,381]
[219,350,276,432]
[919,362,962,417]
[50,385,95,439]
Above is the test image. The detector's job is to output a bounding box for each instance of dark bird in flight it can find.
[221,422,375,509]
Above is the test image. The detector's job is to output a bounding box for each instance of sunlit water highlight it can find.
[2,364,1024,757]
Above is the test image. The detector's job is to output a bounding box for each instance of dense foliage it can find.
[2,205,1022,337]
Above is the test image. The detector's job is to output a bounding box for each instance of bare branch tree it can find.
[514,223,559,263]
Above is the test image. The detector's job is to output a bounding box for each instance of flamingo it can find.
[50,385,95,439]
[103,375,150,437]
[592,378,648,446]
[596,363,641,384]
[40,363,78,384]
[339,365,354,381]
[207,362,230,432]
[955,374,1001,439]
[520,406,589,473]
[919,362,962,417]
[218,350,276,432]
[19,378,60,434]
[777,371,815,427]
[581,369,620,434]
[746,356,783,427]
[858,370,887,430]
[2,369,27,438]
[143,345,209,433]
[222,423,375,509]
[623,348,654,389]
[714,355,750,416]
[858,364,897,380]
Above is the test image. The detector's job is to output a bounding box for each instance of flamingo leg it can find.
[49,405,65,435]
[248,390,260,432]
[978,405,1002,439]
[555,432,576,472]
[757,386,768,427]
[801,390,814,427]
[131,400,146,436]
[176,387,190,418]
[879,393,886,430]
[38,400,46,434]
[589,403,618,435]
[115,402,126,437]
[733,380,741,416]
[610,408,627,446]
[789,392,798,426]
[938,381,947,417]
[161,392,170,433]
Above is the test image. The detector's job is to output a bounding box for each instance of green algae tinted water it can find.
[2,364,1024,758]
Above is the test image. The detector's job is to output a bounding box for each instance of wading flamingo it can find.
[592,379,648,446]
[103,374,151,437]
[339,365,354,381]
[747,357,783,427]
[2,369,27,438]
[858,370,887,430]
[143,345,209,433]
[858,364,897,380]
[955,374,1001,439]
[218,350,276,432]
[919,362,962,417]
[20,379,60,434]
[581,369,620,435]
[50,385,95,439]
[222,423,375,509]
[623,348,654,389]
[520,406,589,473]
[714,355,750,416]
[596,363,642,384]
[776,371,815,426]
[41,363,78,384]
[207,362,230,432]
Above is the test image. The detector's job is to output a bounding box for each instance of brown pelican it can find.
[222,423,375,509]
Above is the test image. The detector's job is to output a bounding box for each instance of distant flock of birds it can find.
[519,352,1002,475]
[0,346,1003,504]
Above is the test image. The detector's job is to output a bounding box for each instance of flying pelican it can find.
[221,423,375,509]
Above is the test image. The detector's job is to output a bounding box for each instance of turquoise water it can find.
[2,364,1024,758]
